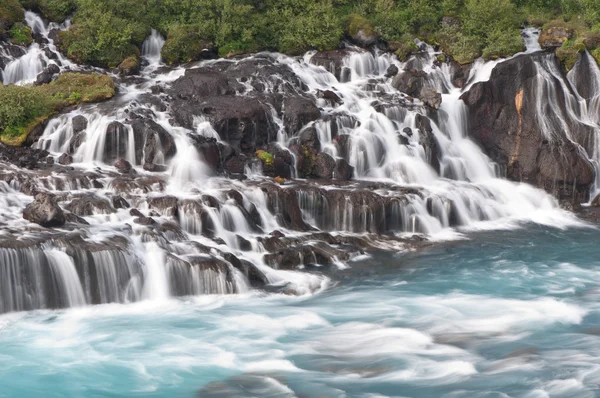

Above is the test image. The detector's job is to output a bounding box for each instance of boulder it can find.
[169,68,237,100]
[189,135,221,171]
[171,96,276,153]
[103,121,130,164]
[313,152,336,179]
[392,68,427,97]
[23,193,66,227]
[71,115,88,133]
[117,56,140,76]
[385,64,399,78]
[57,153,73,165]
[419,87,442,109]
[309,50,352,81]
[65,195,115,216]
[333,158,354,181]
[114,158,133,173]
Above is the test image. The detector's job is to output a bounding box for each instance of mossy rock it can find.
[9,23,33,46]
[388,35,418,61]
[0,0,24,38]
[117,55,140,76]
[256,150,274,167]
[161,25,214,65]
[556,45,581,72]
[0,73,115,146]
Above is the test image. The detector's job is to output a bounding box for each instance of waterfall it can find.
[2,19,595,314]
[142,29,165,66]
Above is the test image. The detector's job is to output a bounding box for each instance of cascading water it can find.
[2,11,73,85]
[1,17,597,316]
[141,28,165,67]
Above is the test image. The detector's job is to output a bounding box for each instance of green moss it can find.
[0,0,25,37]
[9,23,33,46]
[256,150,275,167]
[389,34,419,61]
[0,73,115,145]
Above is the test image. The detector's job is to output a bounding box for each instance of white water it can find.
[2,11,74,85]
[141,28,165,67]
[1,21,598,314]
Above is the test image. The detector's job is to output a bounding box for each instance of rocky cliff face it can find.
[461,51,597,203]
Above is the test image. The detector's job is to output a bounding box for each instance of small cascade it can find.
[142,29,165,66]
[2,43,45,85]
[2,11,73,85]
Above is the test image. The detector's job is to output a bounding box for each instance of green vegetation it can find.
[0,0,24,38]
[256,150,275,167]
[9,23,33,46]
[0,73,115,145]
[19,0,76,23]
[5,0,598,68]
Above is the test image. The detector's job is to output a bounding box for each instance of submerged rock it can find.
[23,193,66,227]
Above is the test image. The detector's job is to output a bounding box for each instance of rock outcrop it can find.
[23,193,66,227]
[461,52,595,202]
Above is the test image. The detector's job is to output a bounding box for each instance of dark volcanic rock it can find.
[333,158,354,180]
[57,153,73,165]
[23,193,66,227]
[172,96,276,153]
[170,68,237,100]
[283,97,321,135]
[72,115,88,133]
[103,121,130,164]
[313,152,336,179]
[309,49,353,81]
[461,52,595,202]
[114,158,133,173]
[129,118,177,165]
[189,135,221,171]
[392,68,426,97]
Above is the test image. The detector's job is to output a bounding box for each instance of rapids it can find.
[1,225,600,397]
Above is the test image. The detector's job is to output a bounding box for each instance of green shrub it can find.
[0,0,24,36]
[161,25,214,64]
[19,0,77,23]
[9,23,33,46]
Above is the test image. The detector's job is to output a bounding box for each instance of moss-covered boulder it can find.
[161,25,214,65]
[347,14,378,47]
[117,55,140,76]
[0,73,115,146]
[0,0,24,39]
[539,25,573,49]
